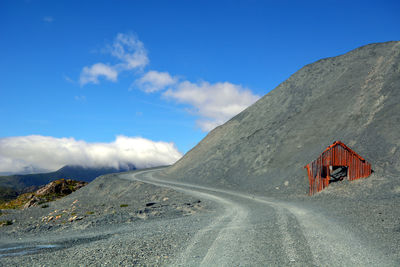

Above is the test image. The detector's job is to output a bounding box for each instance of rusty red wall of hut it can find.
[305,143,371,195]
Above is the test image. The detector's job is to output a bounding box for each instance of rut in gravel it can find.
[123,169,392,266]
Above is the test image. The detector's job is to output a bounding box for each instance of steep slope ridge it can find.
[165,41,400,197]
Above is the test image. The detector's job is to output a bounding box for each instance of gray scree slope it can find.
[164,41,400,197]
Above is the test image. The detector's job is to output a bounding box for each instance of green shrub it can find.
[120,204,128,208]
[41,204,49,208]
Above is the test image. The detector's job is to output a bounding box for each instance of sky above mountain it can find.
[0,0,399,173]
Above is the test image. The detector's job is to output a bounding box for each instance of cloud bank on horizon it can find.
[80,33,260,131]
[0,135,182,174]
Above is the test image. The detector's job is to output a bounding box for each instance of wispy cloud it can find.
[79,33,260,131]
[0,135,182,173]
[63,75,75,84]
[43,16,54,23]
[135,70,177,92]
[111,33,149,70]
[79,33,148,86]
[132,69,260,131]
[80,63,118,86]
[164,81,260,131]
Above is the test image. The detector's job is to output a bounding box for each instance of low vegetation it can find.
[0,178,87,210]
[0,192,43,209]
[0,186,19,203]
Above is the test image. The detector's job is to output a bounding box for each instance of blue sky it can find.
[0,0,399,173]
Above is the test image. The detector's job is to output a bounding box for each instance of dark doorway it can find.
[329,166,348,183]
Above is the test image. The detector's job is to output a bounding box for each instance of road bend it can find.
[120,168,391,267]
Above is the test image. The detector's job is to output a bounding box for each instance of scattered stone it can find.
[68,216,77,222]
[23,196,42,209]
[144,208,151,213]
[137,212,147,220]
[68,215,83,222]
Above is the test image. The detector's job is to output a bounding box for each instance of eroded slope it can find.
[165,41,400,197]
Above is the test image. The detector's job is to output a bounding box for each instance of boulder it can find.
[23,195,42,209]
[36,179,87,196]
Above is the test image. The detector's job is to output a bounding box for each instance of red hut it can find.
[304,141,372,195]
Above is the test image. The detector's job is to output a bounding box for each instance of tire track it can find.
[124,170,250,266]
[123,168,392,266]
[275,208,299,264]
[123,169,302,266]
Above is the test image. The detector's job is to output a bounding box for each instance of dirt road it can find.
[1,168,395,266]
[123,168,393,266]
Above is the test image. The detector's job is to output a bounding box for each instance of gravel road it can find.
[1,168,398,266]
[123,168,396,266]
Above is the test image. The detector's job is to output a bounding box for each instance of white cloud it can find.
[132,69,259,131]
[111,33,149,70]
[164,81,260,131]
[80,63,118,86]
[79,33,149,86]
[78,33,260,132]
[0,135,182,174]
[135,70,177,92]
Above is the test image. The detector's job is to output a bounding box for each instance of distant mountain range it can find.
[0,165,136,202]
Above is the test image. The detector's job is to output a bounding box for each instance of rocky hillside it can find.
[0,179,87,210]
[0,165,135,202]
[164,41,400,197]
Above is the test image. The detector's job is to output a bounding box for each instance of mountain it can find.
[0,165,136,201]
[164,41,400,197]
